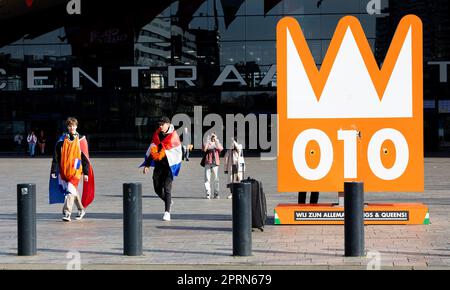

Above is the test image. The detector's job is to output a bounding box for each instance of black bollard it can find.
[344,182,365,257]
[231,182,252,256]
[17,184,36,256]
[123,183,143,256]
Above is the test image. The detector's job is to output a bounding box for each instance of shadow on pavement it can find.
[0,251,16,256]
[142,248,231,257]
[103,195,215,200]
[156,225,231,232]
[38,248,123,256]
[215,248,339,257]
[328,248,450,258]
[0,213,232,222]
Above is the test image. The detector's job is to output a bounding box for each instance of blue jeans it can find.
[28,143,35,156]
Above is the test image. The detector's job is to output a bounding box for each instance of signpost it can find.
[276,15,427,225]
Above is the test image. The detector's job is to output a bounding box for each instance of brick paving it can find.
[0,157,449,269]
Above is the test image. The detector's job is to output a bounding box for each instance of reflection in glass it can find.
[246,42,276,65]
[220,42,245,65]
[246,16,280,40]
[1,0,446,152]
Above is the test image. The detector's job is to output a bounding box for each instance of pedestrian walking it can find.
[182,127,191,161]
[27,131,37,157]
[49,117,95,222]
[202,132,223,199]
[224,137,245,199]
[38,130,47,155]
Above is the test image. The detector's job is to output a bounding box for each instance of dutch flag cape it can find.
[140,124,182,178]
[49,134,95,207]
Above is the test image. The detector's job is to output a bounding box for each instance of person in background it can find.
[182,127,191,161]
[38,130,47,155]
[203,132,223,199]
[27,131,37,157]
[298,192,319,204]
[224,137,245,199]
[14,132,24,153]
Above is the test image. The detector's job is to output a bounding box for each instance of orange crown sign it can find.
[277,15,423,192]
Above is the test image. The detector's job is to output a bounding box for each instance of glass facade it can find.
[0,0,449,153]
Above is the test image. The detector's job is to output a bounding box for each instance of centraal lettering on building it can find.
[2,61,446,90]
[294,211,409,221]
[0,64,277,90]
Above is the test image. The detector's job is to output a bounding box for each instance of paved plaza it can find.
[0,157,449,270]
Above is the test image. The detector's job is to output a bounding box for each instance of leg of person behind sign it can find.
[298,192,319,204]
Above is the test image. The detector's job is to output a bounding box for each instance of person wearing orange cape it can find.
[49,117,95,222]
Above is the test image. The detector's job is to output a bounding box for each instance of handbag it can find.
[200,152,206,167]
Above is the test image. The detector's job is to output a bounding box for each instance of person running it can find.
[142,116,182,221]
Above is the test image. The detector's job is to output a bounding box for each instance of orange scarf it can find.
[59,135,83,186]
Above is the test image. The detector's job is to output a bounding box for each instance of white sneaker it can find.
[75,209,86,220]
[205,194,211,199]
[62,213,71,222]
[162,211,171,221]
[214,194,220,199]
[227,194,232,199]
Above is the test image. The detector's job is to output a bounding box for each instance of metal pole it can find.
[231,182,252,256]
[123,183,143,256]
[344,182,365,257]
[17,184,36,256]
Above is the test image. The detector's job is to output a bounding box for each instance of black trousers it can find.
[153,165,173,212]
[298,192,319,204]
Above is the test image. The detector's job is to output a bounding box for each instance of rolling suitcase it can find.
[241,177,267,231]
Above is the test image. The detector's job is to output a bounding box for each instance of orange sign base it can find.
[274,203,429,225]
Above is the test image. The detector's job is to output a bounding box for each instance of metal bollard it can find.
[123,183,143,256]
[17,184,37,256]
[231,182,252,256]
[344,182,365,257]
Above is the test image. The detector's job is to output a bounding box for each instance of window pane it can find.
[283,0,319,15]
[246,0,283,16]
[290,15,321,40]
[245,41,276,66]
[246,16,281,41]
[320,0,361,14]
[138,19,172,43]
[218,16,245,41]
[220,42,246,65]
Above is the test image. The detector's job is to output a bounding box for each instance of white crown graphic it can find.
[285,22,414,119]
